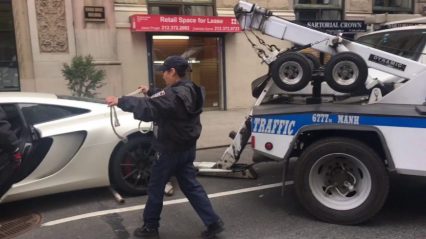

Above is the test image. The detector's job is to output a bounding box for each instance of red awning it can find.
[130,14,241,33]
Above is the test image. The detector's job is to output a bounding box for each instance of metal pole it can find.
[109,187,125,204]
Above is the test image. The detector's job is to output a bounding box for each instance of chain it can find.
[243,30,257,49]
[243,31,269,59]
[251,31,280,52]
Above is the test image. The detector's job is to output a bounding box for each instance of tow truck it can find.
[195,1,426,225]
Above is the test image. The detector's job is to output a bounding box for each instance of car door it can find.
[0,103,43,199]
[16,102,90,180]
[0,102,89,199]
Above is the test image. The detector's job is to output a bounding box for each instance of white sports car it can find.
[0,92,155,203]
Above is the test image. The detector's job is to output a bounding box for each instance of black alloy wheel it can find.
[110,136,156,195]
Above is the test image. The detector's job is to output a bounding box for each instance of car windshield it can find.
[57,95,106,104]
[357,29,426,60]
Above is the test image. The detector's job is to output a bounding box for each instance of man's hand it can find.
[105,96,119,107]
[138,85,149,95]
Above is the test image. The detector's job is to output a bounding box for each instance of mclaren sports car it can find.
[0,92,155,203]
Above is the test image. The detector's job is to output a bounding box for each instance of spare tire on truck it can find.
[271,52,312,92]
[324,52,368,93]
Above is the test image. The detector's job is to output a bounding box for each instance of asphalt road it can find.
[2,147,426,239]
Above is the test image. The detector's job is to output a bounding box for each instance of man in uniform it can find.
[105,56,224,239]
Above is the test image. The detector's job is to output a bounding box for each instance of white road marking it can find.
[42,181,294,227]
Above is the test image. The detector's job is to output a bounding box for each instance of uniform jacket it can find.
[118,79,204,152]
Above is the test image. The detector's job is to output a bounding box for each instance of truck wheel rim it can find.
[278,61,303,85]
[332,61,359,86]
[309,153,371,210]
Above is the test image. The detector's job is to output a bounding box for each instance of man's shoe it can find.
[201,219,224,239]
[134,225,159,238]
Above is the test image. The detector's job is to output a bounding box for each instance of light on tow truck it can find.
[265,142,273,151]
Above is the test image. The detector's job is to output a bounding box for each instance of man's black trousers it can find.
[143,146,220,229]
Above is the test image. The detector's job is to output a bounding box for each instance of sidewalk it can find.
[198,108,249,149]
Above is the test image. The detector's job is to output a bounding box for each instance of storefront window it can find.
[295,0,343,20]
[0,0,19,92]
[147,0,215,16]
[149,5,180,15]
[373,0,413,13]
[296,0,341,7]
[152,35,222,108]
[183,5,213,15]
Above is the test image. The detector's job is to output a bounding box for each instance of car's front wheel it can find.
[110,136,156,195]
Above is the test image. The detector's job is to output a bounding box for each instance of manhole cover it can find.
[0,213,42,239]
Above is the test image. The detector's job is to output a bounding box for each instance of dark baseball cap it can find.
[158,55,189,72]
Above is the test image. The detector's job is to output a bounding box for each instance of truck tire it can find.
[110,136,156,195]
[324,52,368,93]
[294,137,389,225]
[271,52,312,92]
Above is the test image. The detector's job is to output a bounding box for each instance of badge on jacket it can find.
[150,90,166,99]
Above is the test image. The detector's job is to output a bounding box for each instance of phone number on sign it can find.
[214,26,240,31]
[161,26,190,31]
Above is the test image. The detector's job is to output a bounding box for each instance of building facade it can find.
[1,0,425,109]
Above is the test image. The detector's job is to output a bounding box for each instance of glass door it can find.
[151,35,223,109]
[0,0,19,91]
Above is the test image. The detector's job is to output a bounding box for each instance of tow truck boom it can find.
[235,0,426,105]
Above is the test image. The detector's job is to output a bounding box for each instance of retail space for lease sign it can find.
[130,15,241,33]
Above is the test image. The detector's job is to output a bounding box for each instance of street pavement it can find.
[2,108,426,238]
[2,147,426,239]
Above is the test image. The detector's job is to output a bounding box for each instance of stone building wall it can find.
[10,0,426,108]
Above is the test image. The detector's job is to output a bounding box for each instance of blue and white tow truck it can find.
[196,1,426,225]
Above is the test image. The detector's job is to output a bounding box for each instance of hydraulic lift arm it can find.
[235,1,426,105]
